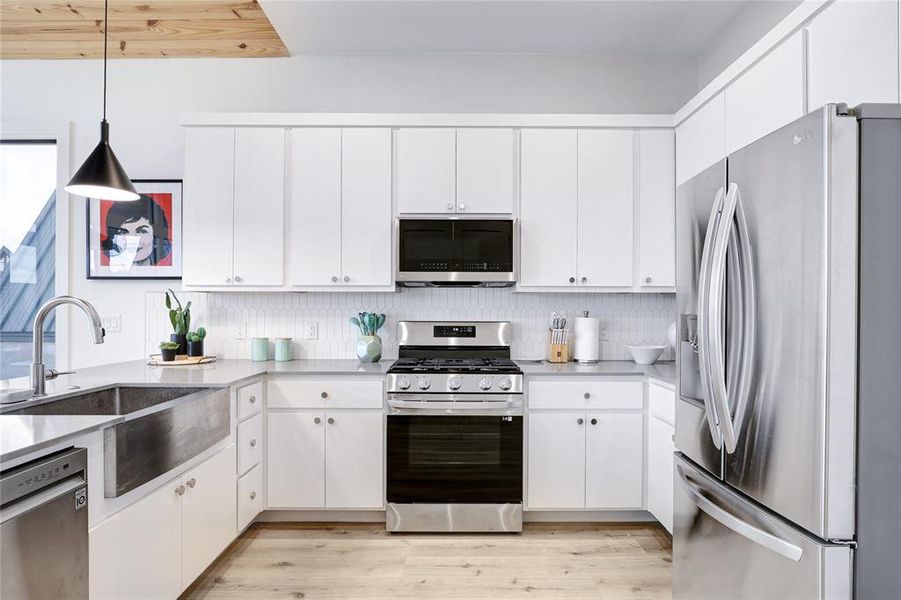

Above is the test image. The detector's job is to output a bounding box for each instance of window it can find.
[0,141,57,379]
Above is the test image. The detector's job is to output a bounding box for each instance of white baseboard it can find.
[254,509,656,525]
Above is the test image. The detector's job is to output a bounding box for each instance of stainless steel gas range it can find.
[385,321,523,533]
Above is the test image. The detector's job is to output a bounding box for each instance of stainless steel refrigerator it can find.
[673,103,901,600]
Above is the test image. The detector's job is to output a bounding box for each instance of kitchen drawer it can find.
[528,380,643,410]
[648,382,675,425]
[237,464,264,532]
[237,413,263,476]
[267,378,383,409]
[237,380,263,421]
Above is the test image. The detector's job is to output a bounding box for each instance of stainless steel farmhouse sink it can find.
[6,386,230,498]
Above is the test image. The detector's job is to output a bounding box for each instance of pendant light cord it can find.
[102,0,108,121]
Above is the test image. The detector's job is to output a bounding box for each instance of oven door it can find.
[387,414,523,503]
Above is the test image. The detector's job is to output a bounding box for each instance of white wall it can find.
[1,52,694,368]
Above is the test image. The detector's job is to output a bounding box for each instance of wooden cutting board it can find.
[147,354,217,366]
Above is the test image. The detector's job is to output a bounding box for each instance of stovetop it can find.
[388,357,521,375]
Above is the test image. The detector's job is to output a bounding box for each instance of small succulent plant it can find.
[159,341,181,350]
[349,312,386,336]
[187,327,207,343]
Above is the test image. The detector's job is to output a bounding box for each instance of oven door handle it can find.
[388,398,523,415]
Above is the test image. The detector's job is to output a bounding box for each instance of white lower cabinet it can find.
[647,416,675,533]
[89,444,237,599]
[267,410,384,509]
[528,411,644,510]
[237,464,264,532]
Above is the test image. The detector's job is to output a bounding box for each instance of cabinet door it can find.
[267,411,326,508]
[807,0,899,110]
[290,128,342,287]
[183,127,234,286]
[527,412,585,509]
[395,128,456,214]
[648,416,675,534]
[520,129,578,287]
[233,128,285,286]
[577,130,633,287]
[638,129,676,288]
[585,413,643,509]
[325,411,384,508]
[676,93,726,186]
[341,128,393,287]
[725,32,804,154]
[90,477,182,599]
[237,464,264,532]
[456,128,515,214]
[181,445,237,591]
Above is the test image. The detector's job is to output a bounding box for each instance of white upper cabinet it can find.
[577,130,634,288]
[807,0,900,111]
[520,129,579,287]
[725,32,804,154]
[395,128,456,214]
[233,128,285,286]
[290,128,393,289]
[183,127,235,287]
[183,127,285,288]
[676,93,725,186]
[290,128,342,287]
[638,129,676,288]
[456,128,516,214]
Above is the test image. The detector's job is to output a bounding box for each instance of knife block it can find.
[547,329,570,363]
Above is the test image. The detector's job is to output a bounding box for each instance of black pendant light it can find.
[65,0,139,202]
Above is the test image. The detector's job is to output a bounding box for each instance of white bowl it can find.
[625,344,667,365]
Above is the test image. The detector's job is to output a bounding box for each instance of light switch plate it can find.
[236,322,247,340]
[598,320,610,342]
[305,322,318,340]
[102,314,121,333]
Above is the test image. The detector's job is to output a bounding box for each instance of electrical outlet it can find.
[598,320,610,342]
[305,322,318,340]
[101,314,121,333]
[236,322,247,340]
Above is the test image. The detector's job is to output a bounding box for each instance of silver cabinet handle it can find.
[234,276,243,283]
[175,484,186,496]
[459,203,466,211]
[343,275,350,282]
[644,276,652,284]
[249,439,257,448]
[320,391,328,399]
[583,392,590,399]
[569,276,576,283]
[577,418,584,425]
[327,417,335,424]
[226,277,232,284]
[581,276,587,284]
[314,417,321,424]
[331,276,338,282]
[676,463,802,561]
[446,203,454,211]
[250,491,257,500]
[186,478,196,488]
[249,395,256,404]
[590,418,597,425]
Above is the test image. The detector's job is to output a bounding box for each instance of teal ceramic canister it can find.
[356,335,382,363]
[274,338,293,362]
[251,337,270,361]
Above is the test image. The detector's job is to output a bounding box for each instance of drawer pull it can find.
[320,391,328,399]
[249,439,257,448]
[249,395,257,404]
[186,478,196,488]
[590,418,597,425]
[314,417,321,424]
[583,392,591,399]
[250,491,257,501]
[327,417,335,425]
[577,418,584,425]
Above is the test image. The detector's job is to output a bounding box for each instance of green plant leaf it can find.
[168,309,178,332]
[164,292,172,310]
[197,326,206,340]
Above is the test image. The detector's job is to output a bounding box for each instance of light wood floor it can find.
[183,522,672,600]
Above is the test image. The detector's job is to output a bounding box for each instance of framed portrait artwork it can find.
[86,179,183,279]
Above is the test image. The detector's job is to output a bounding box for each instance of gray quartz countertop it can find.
[515,360,677,386]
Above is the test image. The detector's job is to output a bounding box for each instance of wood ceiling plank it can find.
[0,1,266,21]
[0,38,289,59]
[1,19,283,41]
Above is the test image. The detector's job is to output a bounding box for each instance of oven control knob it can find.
[416,377,431,390]
[447,376,462,391]
[396,376,412,391]
[498,377,513,391]
[478,377,493,391]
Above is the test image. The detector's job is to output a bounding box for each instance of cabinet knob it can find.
[320,391,328,399]
[226,277,232,284]
[591,418,598,425]
[250,491,257,500]
[583,392,591,399]
[581,276,587,284]
[446,203,454,211]
[314,417,321,424]
[644,276,652,284]
[249,395,257,404]
[343,275,350,283]
[459,203,466,211]
[327,417,335,424]
[186,478,196,488]
[577,418,584,425]
[250,438,257,448]
[175,484,186,496]
[569,276,576,283]
[331,276,338,283]
[234,275,243,283]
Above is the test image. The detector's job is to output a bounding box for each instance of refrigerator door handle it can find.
[676,463,804,562]
[697,186,726,449]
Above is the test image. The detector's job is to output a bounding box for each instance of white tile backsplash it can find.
[145,289,676,361]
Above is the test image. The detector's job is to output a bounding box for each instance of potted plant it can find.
[186,327,207,357]
[349,312,386,363]
[165,289,191,355]
[159,341,180,362]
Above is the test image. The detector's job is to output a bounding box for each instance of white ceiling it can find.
[260,0,755,56]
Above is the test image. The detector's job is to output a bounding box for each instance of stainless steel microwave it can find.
[395,218,518,287]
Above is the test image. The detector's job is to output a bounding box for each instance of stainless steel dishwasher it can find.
[1,447,89,599]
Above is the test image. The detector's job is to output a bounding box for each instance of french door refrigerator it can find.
[674,104,901,600]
